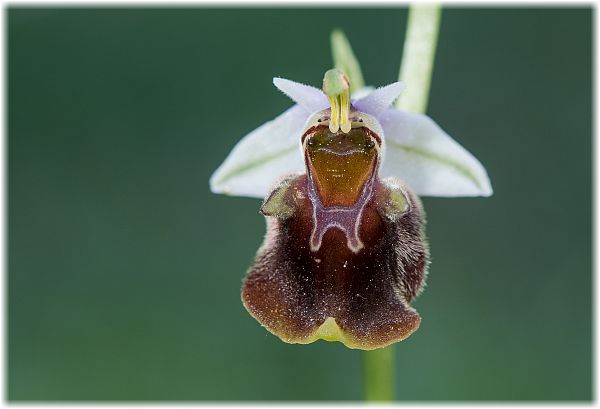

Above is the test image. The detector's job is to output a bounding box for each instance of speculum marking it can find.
[309,175,373,253]
[303,124,380,254]
[307,169,374,253]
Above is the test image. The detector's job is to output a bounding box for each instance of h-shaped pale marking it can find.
[307,171,374,254]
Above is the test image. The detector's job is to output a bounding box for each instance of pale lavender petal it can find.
[210,105,309,198]
[273,77,329,113]
[353,82,406,117]
[350,86,374,101]
[379,108,493,197]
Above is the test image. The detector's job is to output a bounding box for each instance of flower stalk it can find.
[396,3,442,114]
[363,3,441,402]
[363,346,395,401]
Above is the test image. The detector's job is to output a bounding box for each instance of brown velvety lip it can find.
[242,175,428,350]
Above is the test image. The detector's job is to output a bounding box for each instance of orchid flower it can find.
[209,68,492,350]
[210,26,492,351]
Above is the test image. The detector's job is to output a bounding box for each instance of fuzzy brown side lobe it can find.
[242,174,429,350]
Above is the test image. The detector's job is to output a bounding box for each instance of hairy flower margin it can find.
[209,33,492,350]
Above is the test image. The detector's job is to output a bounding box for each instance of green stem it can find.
[362,3,441,402]
[396,3,442,114]
[363,347,395,401]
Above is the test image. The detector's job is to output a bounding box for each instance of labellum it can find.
[241,70,429,350]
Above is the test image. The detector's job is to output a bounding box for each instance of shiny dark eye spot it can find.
[366,140,375,149]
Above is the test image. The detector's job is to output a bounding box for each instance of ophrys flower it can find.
[210,68,491,350]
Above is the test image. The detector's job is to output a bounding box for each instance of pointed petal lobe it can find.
[350,86,374,101]
[353,82,406,117]
[379,109,493,197]
[273,77,329,113]
[209,105,308,198]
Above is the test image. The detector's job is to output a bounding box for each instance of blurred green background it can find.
[8,7,591,401]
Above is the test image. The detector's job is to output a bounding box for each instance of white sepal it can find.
[210,105,308,198]
[379,109,493,197]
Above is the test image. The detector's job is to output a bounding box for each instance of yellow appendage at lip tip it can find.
[303,317,357,347]
[293,317,365,350]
